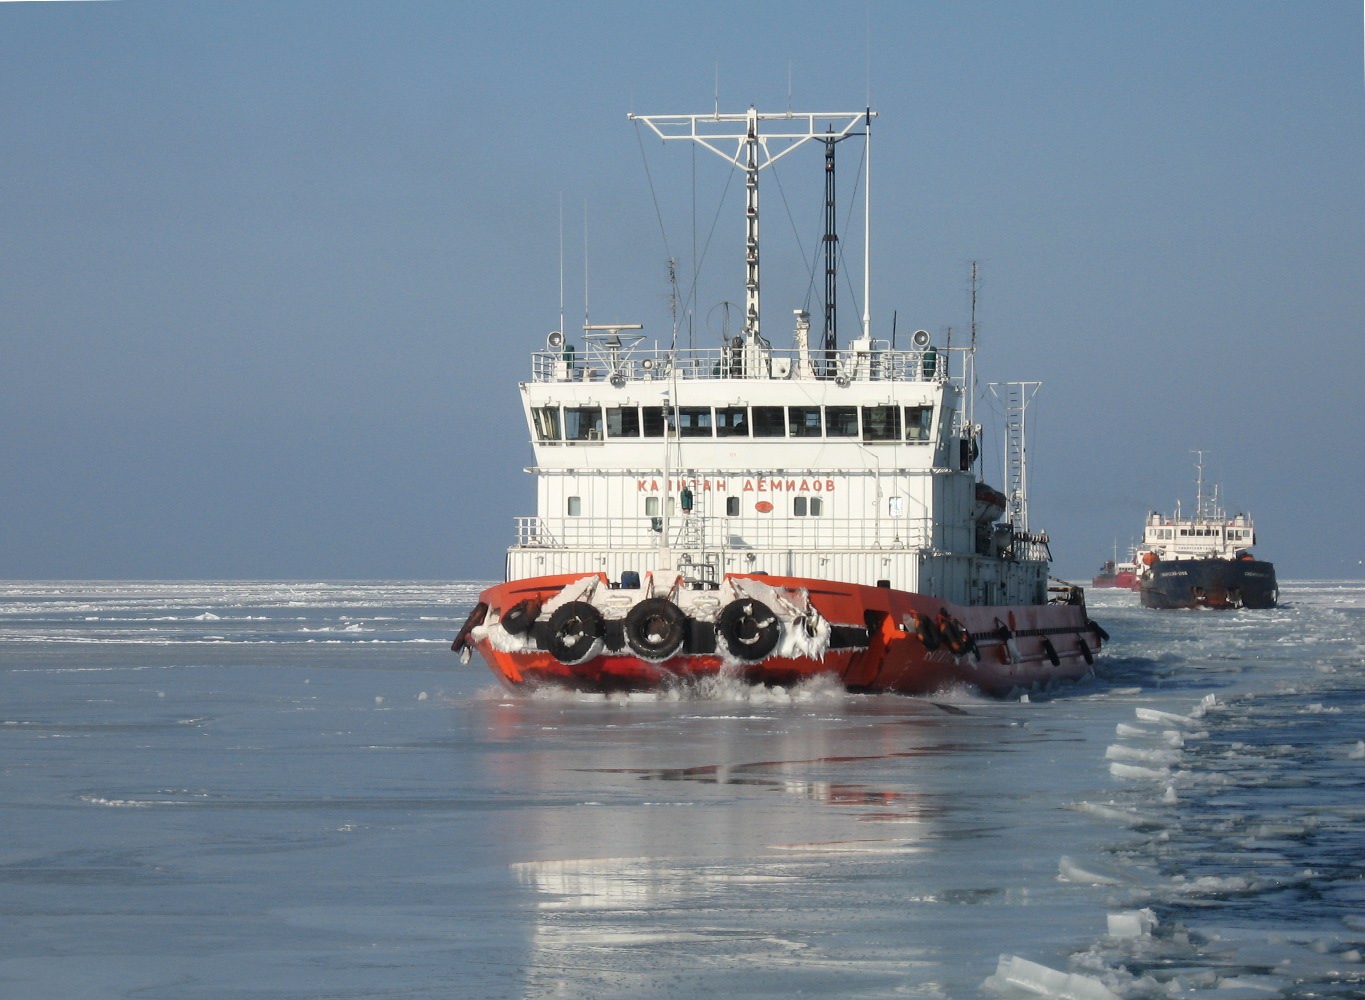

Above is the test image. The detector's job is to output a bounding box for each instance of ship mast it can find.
[989,381,1041,534]
[1193,448,1207,520]
[630,108,872,370]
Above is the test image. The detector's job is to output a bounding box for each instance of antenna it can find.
[582,200,590,329]
[970,260,980,349]
[862,106,872,340]
[822,129,839,362]
[967,261,980,467]
[865,2,873,108]
[1193,448,1207,519]
[668,256,679,346]
[629,108,871,354]
[558,194,565,344]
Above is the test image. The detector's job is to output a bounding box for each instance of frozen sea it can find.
[2,580,1364,999]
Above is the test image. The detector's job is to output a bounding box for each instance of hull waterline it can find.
[455,573,1106,697]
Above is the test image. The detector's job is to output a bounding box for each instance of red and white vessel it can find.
[452,106,1106,696]
[1092,545,1140,590]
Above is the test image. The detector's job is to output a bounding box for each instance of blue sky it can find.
[2,1,1362,581]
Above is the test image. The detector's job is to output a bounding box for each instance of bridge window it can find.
[716,407,749,437]
[564,406,603,442]
[532,406,561,442]
[641,406,666,437]
[905,405,933,442]
[607,406,640,437]
[788,406,822,437]
[861,405,901,442]
[567,496,582,516]
[752,406,785,437]
[678,406,713,437]
[826,406,859,437]
[793,496,825,517]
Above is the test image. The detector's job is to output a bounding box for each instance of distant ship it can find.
[451,105,1106,695]
[1091,546,1139,590]
[1133,453,1277,610]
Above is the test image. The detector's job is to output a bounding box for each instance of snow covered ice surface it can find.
[1,579,1363,998]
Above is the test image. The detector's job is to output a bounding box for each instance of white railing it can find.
[531,342,962,386]
[513,514,936,553]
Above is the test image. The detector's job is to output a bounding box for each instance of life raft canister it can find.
[716,598,781,661]
[543,601,605,664]
[624,597,687,660]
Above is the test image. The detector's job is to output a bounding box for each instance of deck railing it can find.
[513,514,936,553]
[531,341,963,386]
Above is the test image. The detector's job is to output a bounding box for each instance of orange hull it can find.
[454,573,1105,697]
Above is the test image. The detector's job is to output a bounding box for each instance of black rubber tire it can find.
[716,598,781,661]
[500,598,541,636]
[624,598,687,660]
[543,601,605,664]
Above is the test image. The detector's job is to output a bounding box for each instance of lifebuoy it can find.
[499,598,541,636]
[543,601,605,664]
[624,598,687,660]
[908,610,940,650]
[1042,636,1060,666]
[716,598,781,661]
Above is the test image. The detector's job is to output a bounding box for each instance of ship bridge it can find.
[506,321,1049,606]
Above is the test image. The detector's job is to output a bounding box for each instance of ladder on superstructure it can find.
[676,488,706,549]
[989,381,1041,533]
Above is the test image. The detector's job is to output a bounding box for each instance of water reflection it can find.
[473,687,1088,996]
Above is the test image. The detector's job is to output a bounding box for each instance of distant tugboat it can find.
[1091,544,1139,590]
[1134,453,1277,610]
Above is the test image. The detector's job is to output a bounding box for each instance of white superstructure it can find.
[1138,452,1258,564]
[503,109,1053,608]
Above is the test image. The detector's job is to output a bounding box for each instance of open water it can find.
[2,579,1363,999]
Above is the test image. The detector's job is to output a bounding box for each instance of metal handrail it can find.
[513,514,936,552]
[531,343,961,385]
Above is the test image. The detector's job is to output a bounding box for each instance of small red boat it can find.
[1091,552,1139,590]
